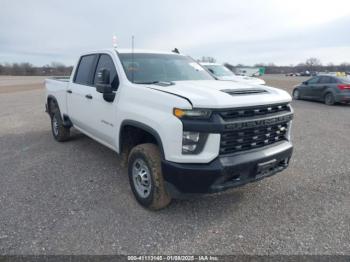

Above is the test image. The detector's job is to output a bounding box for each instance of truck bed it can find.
[45,77,70,116]
[48,76,70,82]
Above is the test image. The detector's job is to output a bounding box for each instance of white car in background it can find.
[201,62,266,85]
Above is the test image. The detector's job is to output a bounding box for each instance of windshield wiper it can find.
[134,81,174,86]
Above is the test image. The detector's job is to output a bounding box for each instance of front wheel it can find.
[293,89,300,100]
[128,143,171,210]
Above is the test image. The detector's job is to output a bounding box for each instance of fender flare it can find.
[119,120,165,159]
[46,95,72,127]
[46,95,59,116]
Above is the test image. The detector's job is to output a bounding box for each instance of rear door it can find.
[314,76,334,100]
[67,54,98,134]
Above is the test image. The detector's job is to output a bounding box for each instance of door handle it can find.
[85,94,93,99]
[67,90,72,94]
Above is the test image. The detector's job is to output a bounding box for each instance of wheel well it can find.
[47,96,59,117]
[324,91,333,97]
[119,123,164,164]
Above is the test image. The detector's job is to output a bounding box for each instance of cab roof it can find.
[116,48,183,55]
[79,48,185,57]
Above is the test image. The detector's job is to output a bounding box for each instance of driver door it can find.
[89,53,120,147]
[302,76,319,99]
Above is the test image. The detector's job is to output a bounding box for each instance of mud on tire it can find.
[128,143,171,210]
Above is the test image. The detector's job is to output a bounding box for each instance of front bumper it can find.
[162,141,293,196]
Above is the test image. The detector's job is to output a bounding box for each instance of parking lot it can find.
[0,75,349,255]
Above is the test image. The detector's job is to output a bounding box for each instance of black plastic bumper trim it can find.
[162,141,293,195]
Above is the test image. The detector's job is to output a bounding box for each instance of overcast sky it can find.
[1,0,350,66]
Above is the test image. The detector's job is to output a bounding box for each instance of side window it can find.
[307,77,319,84]
[94,54,119,90]
[330,77,338,83]
[318,76,327,84]
[318,76,332,84]
[74,55,97,85]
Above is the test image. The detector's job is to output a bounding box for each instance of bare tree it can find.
[305,57,321,71]
[198,56,216,63]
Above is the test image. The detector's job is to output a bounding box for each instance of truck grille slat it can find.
[220,122,288,154]
[219,103,290,120]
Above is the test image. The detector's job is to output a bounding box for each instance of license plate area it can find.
[256,159,277,178]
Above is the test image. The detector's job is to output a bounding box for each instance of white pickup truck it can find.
[201,62,266,85]
[45,49,293,210]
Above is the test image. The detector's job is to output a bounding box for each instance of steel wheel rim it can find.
[52,116,59,136]
[132,159,152,198]
[326,94,332,104]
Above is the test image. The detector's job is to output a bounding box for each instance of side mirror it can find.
[96,69,112,94]
[96,68,116,102]
[303,81,308,85]
[208,68,215,74]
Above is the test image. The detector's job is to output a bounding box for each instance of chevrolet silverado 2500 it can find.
[45,49,293,210]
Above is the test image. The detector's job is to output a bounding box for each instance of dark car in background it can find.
[292,75,350,105]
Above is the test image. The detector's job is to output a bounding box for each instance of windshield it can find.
[118,53,213,83]
[204,64,235,77]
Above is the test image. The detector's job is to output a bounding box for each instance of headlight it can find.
[173,108,212,120]
[182,131,207,154]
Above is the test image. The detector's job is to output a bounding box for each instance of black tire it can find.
[51,111,70,142]
[128,143,171,210]
[292,89,300,100]
[324,93,335,106]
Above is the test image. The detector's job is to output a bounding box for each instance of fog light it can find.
[182,131,200,154]
[183,131,200,143]
[182,144,197,153]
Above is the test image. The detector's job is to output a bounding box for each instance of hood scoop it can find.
[221,88,267,95]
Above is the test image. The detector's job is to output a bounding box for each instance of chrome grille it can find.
[219,103,290,120]
[220,122,289,154]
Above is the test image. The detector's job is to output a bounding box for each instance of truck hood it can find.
[218,75,266,85]
[147,80,291,108]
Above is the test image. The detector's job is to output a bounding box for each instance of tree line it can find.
[225,58,350,74]
[1,57,350,76]
[0,62,73,76]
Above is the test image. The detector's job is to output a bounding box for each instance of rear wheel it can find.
[51,111,70,142]
[128,143,171,210]
[324,93,335,105]
[293,89,300,100]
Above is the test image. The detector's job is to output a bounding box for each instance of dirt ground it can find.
[260,75,309,94]
[0,76,45,94]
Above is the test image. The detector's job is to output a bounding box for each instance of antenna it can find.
[131,35,135,83]
[112,34,117,48]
